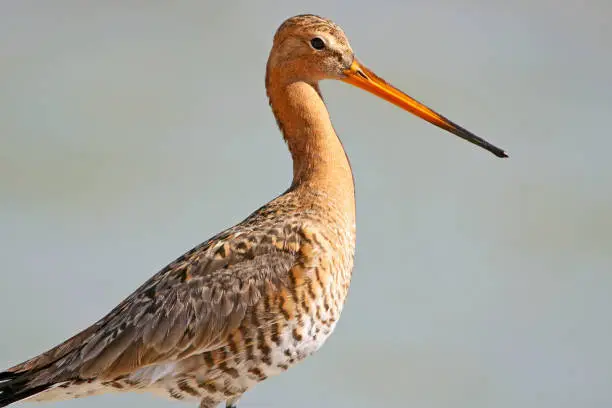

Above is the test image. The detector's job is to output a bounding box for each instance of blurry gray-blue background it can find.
[1,1,611,407]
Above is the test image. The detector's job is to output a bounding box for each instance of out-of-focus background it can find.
[1,1,611,407]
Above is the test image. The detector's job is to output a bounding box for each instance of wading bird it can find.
[0,14,506,408]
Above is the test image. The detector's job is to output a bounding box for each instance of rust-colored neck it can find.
[266,70,355,219]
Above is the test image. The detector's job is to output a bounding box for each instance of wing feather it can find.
[5,224,303,385]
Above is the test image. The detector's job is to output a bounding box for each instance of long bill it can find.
[342,59,508,158]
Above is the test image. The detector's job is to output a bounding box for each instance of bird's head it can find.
[267,14,507,158]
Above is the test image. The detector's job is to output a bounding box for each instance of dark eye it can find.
[310,37,325,50]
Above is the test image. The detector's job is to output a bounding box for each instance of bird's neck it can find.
[266,74,355,220]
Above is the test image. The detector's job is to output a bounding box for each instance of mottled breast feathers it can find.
[5,198,329,386]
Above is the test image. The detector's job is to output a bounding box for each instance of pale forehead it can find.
[274,14,349,47]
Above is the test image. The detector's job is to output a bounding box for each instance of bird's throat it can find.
[266,76,355,217]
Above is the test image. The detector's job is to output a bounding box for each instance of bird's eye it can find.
[310,37,325,50]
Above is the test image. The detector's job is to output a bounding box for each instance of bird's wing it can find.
[5,223,306,383]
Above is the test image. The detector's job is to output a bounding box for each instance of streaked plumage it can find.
[2,190,354,408]
[1,13,505,408]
